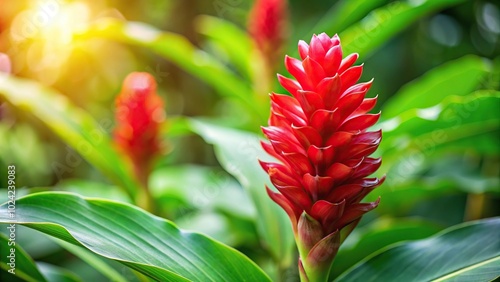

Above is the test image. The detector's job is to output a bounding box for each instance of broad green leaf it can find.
[52,238,128,282]
[194,15,252,79]
[340,0,467,59]
[377,92,500,198]
[3,224,62,263]
[374,155,500,210]
[376,156,500,207]
[336,217,500,282]
[36,263,81,282]
[308,0,387,35]
[378,91,500,173]
[331,218,443,279]
[369,180,460,216]
[165,116,194,137]
[421,156,500,194]
[189,120,295,270]
[81,19,264,122]
[382,55,492,119]
[0,188,31,208]
[150,165,256,220]
[0,75,140,200]
[175,211,258,248]
[0,233,47,282]
[0,192,271,282]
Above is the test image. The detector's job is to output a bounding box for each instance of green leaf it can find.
[421,156,500,194]
[0,233,47,282]
[331,218,443,278]
[36,263,82,282]
[379,91,500,176]
[194,15,252,79]
[376,91,500,195]
[370,180,460,216]
[52,238,128,282]
[165,116,196,137]
[189,120,295,269]
[370,157,499,217]
[149,165,256,220]
[308,0,387,35]
[336,217,500,281]
[2,224,62,264]
[81,19,264,122]
[0,192,271,282]
[175,211,258,248]
[382,55,492,119]
[0,75,140,200]
[340,0,468,59]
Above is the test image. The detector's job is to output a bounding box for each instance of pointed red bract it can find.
[261,33,384,279]
[248,0,288,68]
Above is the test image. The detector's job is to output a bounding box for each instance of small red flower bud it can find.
[261,33,384,281]
[113,72,165,185]
[248,0,288,68]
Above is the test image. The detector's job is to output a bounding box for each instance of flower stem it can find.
[134,164,156,213]
[299,258,330,282]
[464,193,485,221]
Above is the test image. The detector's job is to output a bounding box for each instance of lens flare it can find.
[9,0,92,83]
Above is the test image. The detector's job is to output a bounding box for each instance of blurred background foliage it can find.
[0,0,499,281]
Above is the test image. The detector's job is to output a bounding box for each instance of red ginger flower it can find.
[248,0,288,68]
[260,33,384,281]
[114,72,165,185]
